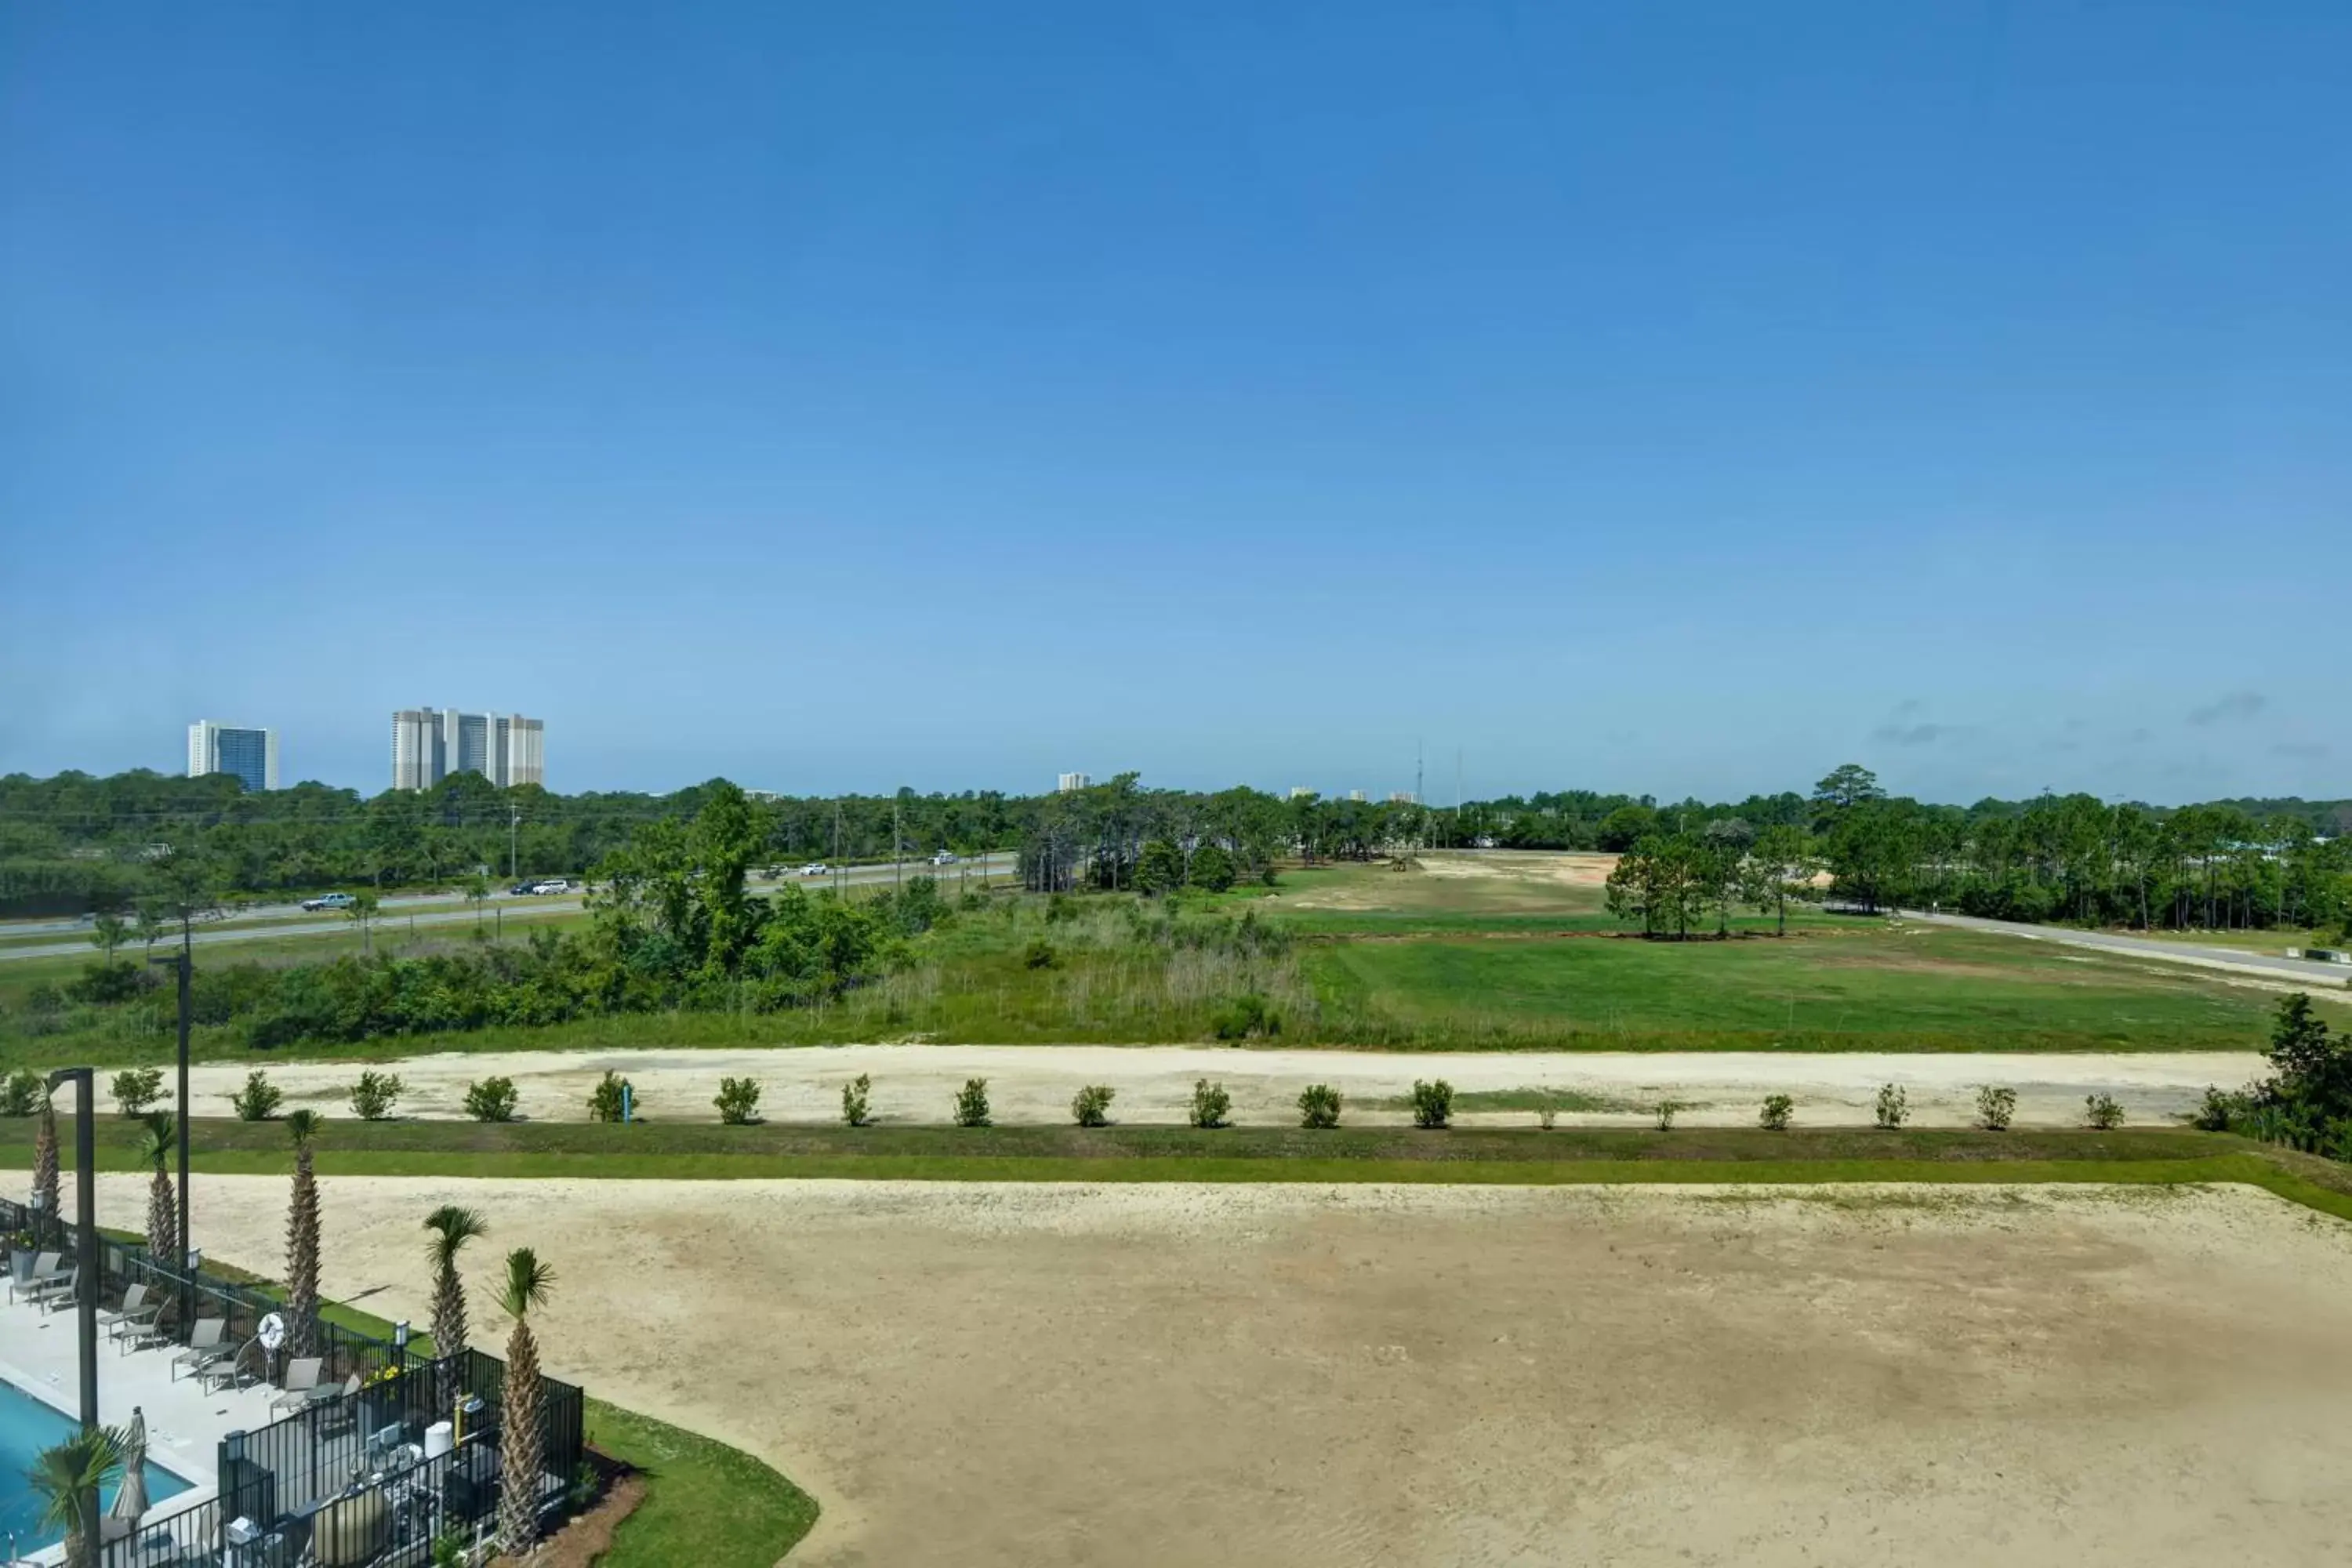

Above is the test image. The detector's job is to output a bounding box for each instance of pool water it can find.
[0,1377,192,1553]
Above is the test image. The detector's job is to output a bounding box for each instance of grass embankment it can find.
[10,1116,2350,1221]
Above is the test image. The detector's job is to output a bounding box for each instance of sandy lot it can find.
[159,1044,2267,1129]
[102,1174,2352,1568]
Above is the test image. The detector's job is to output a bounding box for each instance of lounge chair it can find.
[318,1374,365,1438]
[202,1336,262,1393]
[6,1250,63,1304]
[170,1318,230,1381]
[270,1357,325,1415]
[98,1282,154,1338]
[27,1267,78,1312]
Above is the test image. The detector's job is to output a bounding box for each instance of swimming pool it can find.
[0,1375,192,1554]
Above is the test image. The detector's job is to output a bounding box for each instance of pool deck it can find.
[1,1290,277,1559]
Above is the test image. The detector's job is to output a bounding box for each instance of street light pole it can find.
[45,1068,100,1432]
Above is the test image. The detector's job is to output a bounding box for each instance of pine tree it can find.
[140,1112,178,1264]
[282,1110,322,1359]
[423,1205,488,1358]
[496,1247,557,1555]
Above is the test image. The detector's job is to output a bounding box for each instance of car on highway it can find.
[528,878,572,895]
[508,881,538,895]
[930,851,958,866]
[299,892,358,913]
[799,862,829,877]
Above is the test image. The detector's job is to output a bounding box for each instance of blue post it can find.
[622,1083,632,1125]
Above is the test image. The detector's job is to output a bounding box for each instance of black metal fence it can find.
[5,1198,586,1566]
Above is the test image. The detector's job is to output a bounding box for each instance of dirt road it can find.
[111,1174,2352,1568]
[168,1044,2266,1128]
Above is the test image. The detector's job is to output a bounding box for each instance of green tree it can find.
[496,1248,557,1555]
[1812,764,1885,815]
[1188,842,1236,893]
[283,1109,323,1358]
[87,912,127,964]
[1134,839,1185,896]
[345,887,380,955]
[1745,825,1819,937]
[27,1424,127,1568]
[140,1110,179,1263]
[423,1204,489,1358]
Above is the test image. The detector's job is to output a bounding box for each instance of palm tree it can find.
[422,1205,488,1357]
[31,1086,60,1243]
[495,1247,556,1555]
[283,1109,322,1359]
[27,1424,127,1568]
[140,1111,179,1263]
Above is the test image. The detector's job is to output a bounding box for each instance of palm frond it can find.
[423,1204,490,1268]
[284,1108,323,1146]
[498,1246,556,1321]
[28,1425,128,1533]
[139,1109,177,1170]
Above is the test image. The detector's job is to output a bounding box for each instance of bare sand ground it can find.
[103,1174,2352,1568]
[162,1044,2267,1128]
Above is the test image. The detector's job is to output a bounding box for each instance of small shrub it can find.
[842,1073,873,1127]
[2084,1092,2124,1131]
[715,1076,763,1126]
[430,1530,467,1568]
[231,1070,283,1122]
[1189,1078,1231,1129]
[2191,1085,2245,1133]
[1298,1083,1342,1129]
[1874,1083,1909,1130]
[1211,993,1279,1040]
[1072,1084,1116,1127]
[347,1070,404,1121]
[1537,1102,1557,1131]
[0,1069,41,1118]
[586,1070,633,1124]
[1759,1093,1794,1131]
[953,1077,992,1127]
[1409,1079,1454,1130]
[1975,1085,2016,1132]
[1653,1100,1680,1131]
[1022,939,1058,970]
[463,1076,519,1123]
[111,1066,166,1117]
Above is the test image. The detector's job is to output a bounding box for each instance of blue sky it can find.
[3,1,2345,804]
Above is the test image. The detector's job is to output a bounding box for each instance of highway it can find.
[0,853,1019,964]
[1903,908,2352,987]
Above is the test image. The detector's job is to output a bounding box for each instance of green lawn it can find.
[1306,921,2332,1051]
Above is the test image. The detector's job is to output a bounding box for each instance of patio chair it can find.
[202,1335,262,1394]
[270,1357,326,1415]
[6,1250,63,1304]
[170,1317,229,1381]
[27,1266,78,1312]
[99,1282,154,1337]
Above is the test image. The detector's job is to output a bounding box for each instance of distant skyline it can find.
[4,2,2345,804]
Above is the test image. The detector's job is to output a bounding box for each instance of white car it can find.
[930,851,958,866]
[528,878,571,895]
[799,862,829,877]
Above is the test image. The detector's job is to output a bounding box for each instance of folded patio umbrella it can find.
[107,1407,150,1524]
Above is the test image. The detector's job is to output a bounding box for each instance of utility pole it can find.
[509,805,521,881]
[45,1068,100,1436]
[895,800,903,893]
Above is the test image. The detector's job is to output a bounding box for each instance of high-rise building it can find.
[391,709,545,790]
[187,720,279,793]
[1057,772,1092,792]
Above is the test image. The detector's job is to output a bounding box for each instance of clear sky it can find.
[3,2,2345,804]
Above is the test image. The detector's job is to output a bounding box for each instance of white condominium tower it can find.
[391,709,545,789]
[187,720,279,793]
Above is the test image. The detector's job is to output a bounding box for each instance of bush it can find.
[464,1076,519,1123]
[230,1070,283,1122]
[1022,939,1058,971]
[112,1066,165,1118]
[2192,1085,2249,1133]
[0,1069,41,1118]
[1298,1083,1342,1129]
[586,1070,633,1124]
[1975,1085,2016,1131]
[1189,1078,1231,1129]
[67,960,147,1005]
[1759,1093,1794,1131]
[1189,844,1237,893]
[842,1073,873,1127]
[1653,1100,1679,1131]
[715,1076,763,1126]
[347,1070,405,1122]
[1874,1083,1909,1130]
[1072,1084,1116,1127]
[1409,1079,1454,1130]
[1211,993,1279,1040]
[954,1077,992,1127]
[2084,1092,2124,1131]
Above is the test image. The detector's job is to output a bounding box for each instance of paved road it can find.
[0,854,1018,964]
[1904,908,2352,987]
